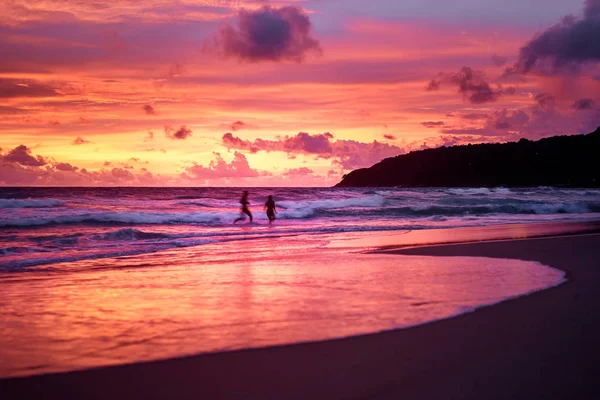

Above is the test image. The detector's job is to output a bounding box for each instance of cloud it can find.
[383,134,397,140]
[491,53,508,66]
[215,6,322,62]
[0,79,59,98]
[486,109,530,130]
[142,104,157,115]
[534,93,556,111]
[427,67,504,104]
[54,162,78,172]
[222,132,403,170]
[230,120,246,131]
[222,131,334,155]
[165,125,192,140]
[421,121,445,128]
[168,63,185,78]
[72,136,90,145]
[0,145,161,186]
[573,98,595,110]
[144,131,154,142]
[0,145,47,166]
[283,167,313,176]
[183,151,259,180]
[509,0,600,74]
[76,117,92,125]
[460,112,489,120]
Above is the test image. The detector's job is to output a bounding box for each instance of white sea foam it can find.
[279,195,384,211]
[275,195,385,219]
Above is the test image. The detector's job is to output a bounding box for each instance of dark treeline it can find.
[335,127,600,188]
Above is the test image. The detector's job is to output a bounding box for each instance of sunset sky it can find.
[1,0,599,186]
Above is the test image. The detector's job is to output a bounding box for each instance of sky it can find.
[1,0,599,186]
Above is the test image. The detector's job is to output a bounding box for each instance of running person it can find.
[264,195,276,225]
[234,191,253,223]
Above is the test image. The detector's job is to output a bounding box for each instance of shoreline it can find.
[2,231,600,399]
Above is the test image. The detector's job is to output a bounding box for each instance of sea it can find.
[1,186,599,377]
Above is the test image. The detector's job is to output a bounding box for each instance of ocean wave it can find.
[92,228,178,241]
[445,188,512,196]
[274,195,385,219]
[0,211,237,228]
[0,199,64,209]
[341,202,600,217]
[278,195,384,210]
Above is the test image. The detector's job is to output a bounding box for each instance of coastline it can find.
[2,230,600,399]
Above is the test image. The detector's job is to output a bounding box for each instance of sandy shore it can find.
[2,233,599,399]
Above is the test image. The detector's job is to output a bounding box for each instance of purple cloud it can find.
[573,98,595,110]
[215,6,322,62]
[165,126,192,140]
[230,121,246,131]
[222,132,403,169]
[491,53,508,66]
[0,145,47,166]
[0,79,59,98]
[427,67,504,104]
[142,105,157,115]
[509,0,600,74]
[421,121,445,128]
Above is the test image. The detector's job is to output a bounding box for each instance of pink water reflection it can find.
[0,234,564,377]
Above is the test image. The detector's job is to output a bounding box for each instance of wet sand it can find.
[2,233,600,399]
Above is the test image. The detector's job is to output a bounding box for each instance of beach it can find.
[2,230,599,400]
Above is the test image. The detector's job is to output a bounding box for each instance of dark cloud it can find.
[440,128,488,136]
[0,79,59,98]
[509,0,600,74]
[142,105,157,115]
[383,134,397,140]
[72,137,90,145]
[427,67,504,104]
[165,125,192,140]
[144,131,154,142]
[421,121,445,128]
[534,93,556,111]
[215,6,322,62]
[460,112,489,120]
[491,53,508,66]
[283,132,334,154]
[487,109,529,131]
[55,162,78,172]
[222,132,403,169]
[230,121,246,131]
[0,145,47,166]
[573,98,595,110]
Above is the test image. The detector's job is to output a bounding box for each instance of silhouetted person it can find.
[234,191,253,223]
[264,195,277,225]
